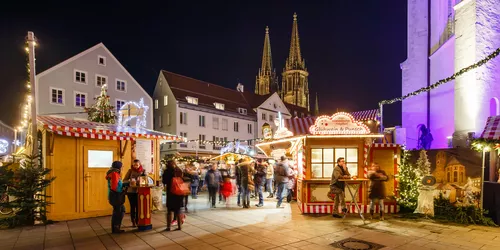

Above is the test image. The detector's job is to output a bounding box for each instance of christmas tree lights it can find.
[85,85,116,124]
[396,149,420,210]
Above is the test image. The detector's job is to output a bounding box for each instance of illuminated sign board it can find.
[309,112,370,135]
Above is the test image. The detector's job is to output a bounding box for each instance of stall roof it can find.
[480,115,500,140]
[38,115,182,141]
[284,109,379,135]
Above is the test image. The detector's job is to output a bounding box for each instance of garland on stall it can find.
[471,138,500,154]
[163,155,199,164]
[380,47,500,106]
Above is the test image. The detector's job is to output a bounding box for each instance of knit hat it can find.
[111,161,123,169]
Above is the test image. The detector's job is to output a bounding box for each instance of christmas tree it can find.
[396,150,420,210]
[85,85,116,124]
[416,150,431,179]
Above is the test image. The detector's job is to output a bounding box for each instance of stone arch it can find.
[490,97,499,116]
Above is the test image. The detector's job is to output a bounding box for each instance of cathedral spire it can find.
[286,12,304,70]
[314,93,319,116]
[255,26,278,95]
[281,13,309,110]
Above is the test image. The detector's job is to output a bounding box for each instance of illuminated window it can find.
[187,96,198,105]
[164,95,168,106]
[214,103,224,110]
[311,147,358,178]
[50,88,64,105]
[155,99,158,109]
[74,92,87,108]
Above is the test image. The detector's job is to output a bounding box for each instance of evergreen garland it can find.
[396,150,420,210]
[85,85,116,124]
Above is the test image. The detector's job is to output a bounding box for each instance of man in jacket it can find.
[205,164,222,208]
[274,156,291,208]
[330,157,351,218]
[106,161,127,233]
[254,159,267,207]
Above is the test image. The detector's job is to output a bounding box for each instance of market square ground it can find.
[1,194,499,250]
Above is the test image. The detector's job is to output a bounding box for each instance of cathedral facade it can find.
[255,13,312,112]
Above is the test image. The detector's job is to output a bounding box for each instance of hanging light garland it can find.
[470,138,500,154]
[18,41,34,131]
[379,47,500,106]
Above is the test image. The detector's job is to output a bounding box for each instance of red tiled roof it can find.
[37,115,182,141]
[161,71,255,116]
[161,70,311,117]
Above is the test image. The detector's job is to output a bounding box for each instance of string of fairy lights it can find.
[162,138,266,146]
[18,41,35,131]
[379,47,500,106]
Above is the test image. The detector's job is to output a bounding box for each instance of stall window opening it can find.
[311,147,358,178]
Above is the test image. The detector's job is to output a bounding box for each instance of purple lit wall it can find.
[429,38,455,149]
[401,0,428,150]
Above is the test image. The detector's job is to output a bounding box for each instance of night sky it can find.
[0,1,407,128]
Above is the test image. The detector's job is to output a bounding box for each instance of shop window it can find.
[311,147,358,178]
[88,150,113,168]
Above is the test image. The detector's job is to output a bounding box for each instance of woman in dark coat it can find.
[368,162,388,220]
[162,160,184,231]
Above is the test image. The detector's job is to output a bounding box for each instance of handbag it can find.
[171,177,189,196]
[108,190,127,206]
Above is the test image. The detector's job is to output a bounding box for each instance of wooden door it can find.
[83,146,118,213]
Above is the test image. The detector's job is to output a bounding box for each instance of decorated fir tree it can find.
[416,150,431,179]
[396,150,420,210]
[85,85,116,124]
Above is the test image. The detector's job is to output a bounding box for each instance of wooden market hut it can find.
[256,112,401,214]
[37,116,181,221]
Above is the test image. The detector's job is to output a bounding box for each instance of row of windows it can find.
[154,96,169,109]
[178,96,247,115]
[174,112,252,133]
[311,147,359,179]
[50,87,127,110]
[176,133,253,147]
[74,70,126,92]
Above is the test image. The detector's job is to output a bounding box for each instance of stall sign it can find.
[309,112,371,135]
[262,123,273,140]
[136,139,153,174]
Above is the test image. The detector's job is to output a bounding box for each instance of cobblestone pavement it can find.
[1,193,500,250]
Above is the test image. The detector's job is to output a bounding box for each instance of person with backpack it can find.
[275,156,291,208]
[330,157,351,218]
[106,161,127,234]
[162,160,184,231]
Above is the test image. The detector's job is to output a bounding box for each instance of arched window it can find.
[490,97,499,116]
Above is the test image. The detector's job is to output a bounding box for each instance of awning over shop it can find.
[480,115,500,140]
[284,109,379,136]
[38,115,182,141]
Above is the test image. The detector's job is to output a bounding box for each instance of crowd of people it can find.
[105,156,388,234]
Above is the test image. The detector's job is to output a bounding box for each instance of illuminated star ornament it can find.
[117,98,149,131]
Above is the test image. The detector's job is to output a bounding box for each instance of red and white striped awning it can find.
[480,115,500,140]
[37,115,182,141]
[284,109,379,136]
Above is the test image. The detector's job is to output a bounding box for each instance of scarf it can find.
[132,165,144,174]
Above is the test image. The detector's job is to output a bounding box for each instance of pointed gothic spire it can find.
[261,26,273,74]
[314,93,319,116]
[286,12,304,70]
[255,26,278,95]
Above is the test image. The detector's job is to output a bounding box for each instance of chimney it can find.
[237,83,244,92]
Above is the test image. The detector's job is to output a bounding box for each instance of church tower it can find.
[281,13,310,110]
[255,26,278,95]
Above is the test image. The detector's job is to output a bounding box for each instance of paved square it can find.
[1,194,499,249]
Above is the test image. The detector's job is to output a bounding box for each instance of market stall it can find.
[256,112,401,214]
[37,115,182,221]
